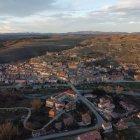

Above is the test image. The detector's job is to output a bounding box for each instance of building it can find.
[102,122,112,131]
[98,98,115,112]
[119,101,135,112]
[110,112,119,119]
[103,113,112,121]
[134,75,140,80]
[15,79,26,85]
[116,119,128,130]
[82,113,91,126]
[77,131,101,140]
[68,63,78,69]
[137,112,140,118]
[63,90,77,99]
[32,129,46,138]
[46,99,55,108]
[55,101,65,111]
[65,101,76,111]
[49,108,57,118]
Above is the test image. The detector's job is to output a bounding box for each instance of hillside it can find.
[0,34,140,64]
[0,34,92,63]
[68,34,140,64]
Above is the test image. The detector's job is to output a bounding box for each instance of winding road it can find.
[67,81,105,126]
[1,80,139,140]
[0,107,32,131]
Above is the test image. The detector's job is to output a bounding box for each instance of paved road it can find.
[28,126,99,140]
[122,91,140,97]
[42,110,65,130]
[67,81,105,127]
[0,107,32,131]
[0,80,139,89]
[27,78,106,140]
[0,84,68,89]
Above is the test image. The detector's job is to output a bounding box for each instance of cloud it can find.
[102,0,140,18]
[0,0,139,33]
[0,0,56,16]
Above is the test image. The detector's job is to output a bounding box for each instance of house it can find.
[103,113,112,121]
[55,101,65,111]
[84,94,97,99]
[68,63,78,69]
[109,75,124,81]
[110,112,119,119]
[63,90,77,98]
[49,108,57,118]
[105,103,115,112]
[119,101,135,112]
[116,120,128,130]
[134,75,140,80]
[137,112,140,118]
[77,131,101,140]
[98,98,115,112]
[65,101,76,111]
[32,129,46,138]
[15,79,26,85]
[46,99,55,108]
[82,113,91,126]
[102,122,112,131]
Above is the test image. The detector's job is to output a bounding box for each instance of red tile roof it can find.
[63,90,76,95]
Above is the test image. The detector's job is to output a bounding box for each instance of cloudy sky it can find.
[0,0,140,33]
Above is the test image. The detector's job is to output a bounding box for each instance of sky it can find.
[0,0,140,33]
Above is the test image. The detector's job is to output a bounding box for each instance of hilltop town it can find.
[0,0,140,139]
[0,40,140,140]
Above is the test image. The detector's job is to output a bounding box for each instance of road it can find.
[26,78,106,140]
[0,107,32,131]
[0,84,69,89]
[0,77,139,140]
[67,81,105,127]
[42,110,65,130]
[28,126,99,140]
[0,80,139,89]
[122,91,140,97]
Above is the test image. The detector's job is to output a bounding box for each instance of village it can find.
[0,51,140,89]
[0,51,140,140]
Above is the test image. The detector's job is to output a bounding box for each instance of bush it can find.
[0,122,22,140]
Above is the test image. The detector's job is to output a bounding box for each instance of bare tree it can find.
[0,122,21,140]
[31,99,42,111]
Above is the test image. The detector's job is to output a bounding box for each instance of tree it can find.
[0,122,21,140]
[31,99,42,111]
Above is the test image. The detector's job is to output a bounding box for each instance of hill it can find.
[0,34,92,63]
[65,34,140,64]
[0,33,139,64]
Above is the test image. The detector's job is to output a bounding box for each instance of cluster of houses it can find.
[46,90,77,117]
[119,101,135,112]
[77,130,101,140]
[0,51,139,88]
[30,109,140,138]
[46,90,92,127]
[98,97,118,121]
